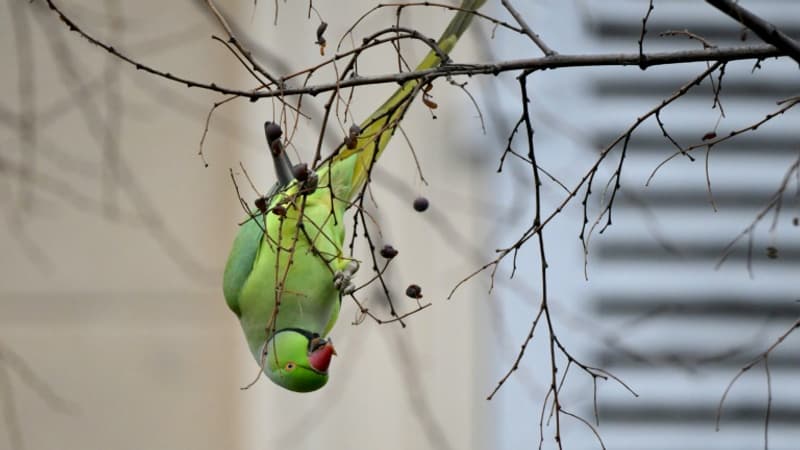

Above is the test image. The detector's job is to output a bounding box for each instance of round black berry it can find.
[254,196,268,213]
[271,205,287,216]
[405,284,423,299]
[292,163,310,182]
[413,197,429,212]
[380,245,398,259]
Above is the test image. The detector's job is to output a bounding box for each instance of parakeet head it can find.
[262,329,336,393]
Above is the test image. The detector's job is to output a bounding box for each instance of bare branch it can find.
[205,0,282,87]
[41,1,785,99]
[716,319,800,437]
[500,0,557,56]
[716,154,800,272]
[451,62,726,299]
[706,0,800,63]
[219,45,784,99]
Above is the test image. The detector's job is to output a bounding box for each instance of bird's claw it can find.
[333,260,359,295]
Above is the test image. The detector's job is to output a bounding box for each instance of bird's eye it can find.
[284,362,296,371]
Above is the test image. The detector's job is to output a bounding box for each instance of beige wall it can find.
[1,1,489,449]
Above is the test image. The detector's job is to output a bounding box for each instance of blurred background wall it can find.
[1,1,798,450]
[0,1,490,449]
[1,1,245,448]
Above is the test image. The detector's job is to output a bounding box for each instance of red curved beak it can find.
[308,341,336,373]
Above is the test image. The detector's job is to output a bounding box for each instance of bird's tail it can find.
[325,0,486,202]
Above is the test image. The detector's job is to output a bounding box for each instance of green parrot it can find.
[223,0,486,393]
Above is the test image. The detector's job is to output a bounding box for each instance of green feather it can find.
[222,215,265,317]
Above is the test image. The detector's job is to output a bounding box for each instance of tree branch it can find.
[706,0,800,63]
[500,0,556,56]
[282,45,778,98]
[204,0,282,87]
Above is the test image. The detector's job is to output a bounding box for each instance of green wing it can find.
[222,215,265,317]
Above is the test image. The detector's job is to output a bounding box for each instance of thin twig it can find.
[716,319,800,436]
[637,0,654,68]
[562,409,607,450]
[716,155,800,271]
[500,0,556,56]
[661,29,716,49]
[205,0,282,87]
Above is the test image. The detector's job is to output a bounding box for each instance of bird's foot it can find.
[333,260,359,295]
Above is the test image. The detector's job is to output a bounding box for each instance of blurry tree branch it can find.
[706,0,800,63]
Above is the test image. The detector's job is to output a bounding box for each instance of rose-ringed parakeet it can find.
[223,0,486,393]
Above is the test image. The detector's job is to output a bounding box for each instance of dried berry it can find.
[254,196,268,213]
[422,94,438,109]
[766,246,778,259]
[405,284,423,299]
[413,196,429,212]
[315,22,328,45]
[316,22,328,55]
[380,245,398,259]
[701,131,717,141]
[293,163,310,182]
[271,205,287,216]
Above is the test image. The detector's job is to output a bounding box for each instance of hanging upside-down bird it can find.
[223,0,486,392]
